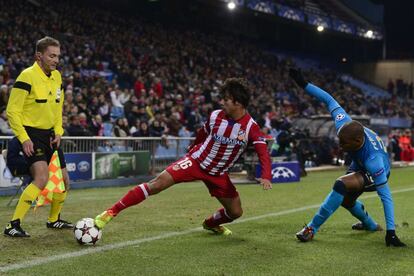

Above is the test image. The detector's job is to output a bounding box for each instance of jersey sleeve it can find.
[7,71,31,143]
[188,114,211,151]
[249,123,271,180]
[305,84,352,133]
[365,155,388,186]
[365,155,395,230]
[54,74,64,136]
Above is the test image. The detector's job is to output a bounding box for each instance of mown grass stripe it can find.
[1,186,413,273]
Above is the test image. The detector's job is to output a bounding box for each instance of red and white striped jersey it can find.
[190,109,271,178]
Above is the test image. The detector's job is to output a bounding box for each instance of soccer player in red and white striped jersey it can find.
[94,78,272,235]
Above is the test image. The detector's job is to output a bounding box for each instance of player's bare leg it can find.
[203,196,242,236]
[95,170,175,229]
[341,172,382,231]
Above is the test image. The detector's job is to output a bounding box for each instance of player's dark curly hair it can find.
[220,78,250,108]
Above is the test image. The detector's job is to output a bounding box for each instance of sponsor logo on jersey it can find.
[213,133,246,146]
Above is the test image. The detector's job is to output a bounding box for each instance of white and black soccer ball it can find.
[74,218,102,245]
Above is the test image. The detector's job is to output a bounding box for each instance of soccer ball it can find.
[74,218,102,245]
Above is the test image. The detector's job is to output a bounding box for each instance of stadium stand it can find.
[0,0,412,166]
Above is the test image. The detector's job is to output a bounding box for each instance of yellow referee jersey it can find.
[6,62,64,143]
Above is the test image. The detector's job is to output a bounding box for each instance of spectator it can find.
[129,118,141,135]
[113,118,129,137]
[119,89,131,105]
[134,76,145,98]
[0,107,13,135]
[388,129,401,161]
[1,0,413,144]
[110,87,124,119]
[98,94,111,122]
[132,121,150,137]
[66,115,91,136]
[89,114,104,136]
[0,84,9,107]
[149,119,165,137]
[399,129,414,161]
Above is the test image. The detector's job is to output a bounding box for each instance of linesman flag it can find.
[35,150,65,208]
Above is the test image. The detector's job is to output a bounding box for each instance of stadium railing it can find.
[0,136,194,172]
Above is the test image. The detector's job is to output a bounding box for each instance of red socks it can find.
[109,183,150,216]
[107,184,234,230]
[204,208,233,228]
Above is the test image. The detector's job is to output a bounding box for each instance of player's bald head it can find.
[338,121,365,151]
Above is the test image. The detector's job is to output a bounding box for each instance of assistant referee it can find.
[4,36,73,237]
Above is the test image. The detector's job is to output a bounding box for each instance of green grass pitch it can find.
[0,168,413,275]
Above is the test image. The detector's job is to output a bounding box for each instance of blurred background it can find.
[1,0,413,183]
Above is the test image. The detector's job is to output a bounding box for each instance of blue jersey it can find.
[305,83,396,230]
[348,127,390,185]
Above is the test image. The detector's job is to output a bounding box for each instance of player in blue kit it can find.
[289,68,406,247]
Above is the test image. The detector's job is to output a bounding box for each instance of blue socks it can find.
[308,179,378,233]
[308,190,344,233]
[348,200,378,230]
[308,180,346,232]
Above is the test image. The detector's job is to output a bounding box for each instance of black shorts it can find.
[346,169,390,192]
[23,126,66,169]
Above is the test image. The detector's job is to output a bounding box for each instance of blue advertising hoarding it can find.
[256,161,300,183]
[332,19,355,34]
[247,0,276,15]
[277,5,305,22]
[64,153,92,181]
[307,14,331,29]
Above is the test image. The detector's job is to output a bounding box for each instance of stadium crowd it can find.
[0,0,413,162]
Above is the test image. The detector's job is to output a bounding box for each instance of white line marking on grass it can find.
[1,186,413,273]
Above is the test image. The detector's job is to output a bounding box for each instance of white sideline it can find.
[1,186,413,273]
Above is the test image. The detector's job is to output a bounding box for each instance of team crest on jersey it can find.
[237,130,245,141]
[336,113,345,121]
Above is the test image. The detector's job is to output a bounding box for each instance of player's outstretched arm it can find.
[249,123,272,190]
[253,142,272,190]
[366,157,406,247]
[289,68,340,112]
[289,68,307,88]
[187,125,208,152]
[256,178,272,190]
[376,184,406,247]
[289,68,352,132]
